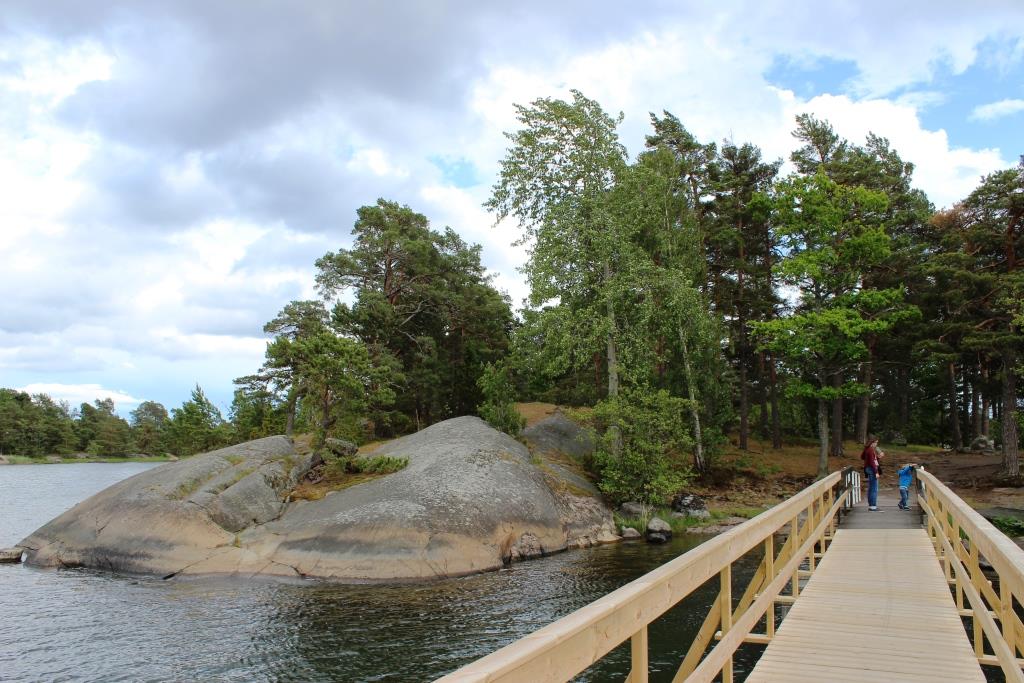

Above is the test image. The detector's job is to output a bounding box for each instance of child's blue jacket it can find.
[898,465,914,488]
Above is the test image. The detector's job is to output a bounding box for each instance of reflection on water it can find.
[0,464,761,682]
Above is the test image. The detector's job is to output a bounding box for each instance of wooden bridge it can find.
[438,468,1024,682]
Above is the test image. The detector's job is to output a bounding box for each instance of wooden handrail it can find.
[437,470,850,683]
[916,468,1024,683]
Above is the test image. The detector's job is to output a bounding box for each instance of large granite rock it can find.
[521,413,616,549]
[522,412,595,460]
[20,436,313,577]
[20,417,616,582]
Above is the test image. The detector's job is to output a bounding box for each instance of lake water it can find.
[0,463,762,682]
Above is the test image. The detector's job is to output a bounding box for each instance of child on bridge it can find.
[897,463,918,510]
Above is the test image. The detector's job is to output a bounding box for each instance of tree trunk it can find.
[1002,350,1020,478]
[758,352,769,437]
[855,355,873,445]
[737,242,749,451]
[769,351,782,449]
[971,368,982,439]
[604,263,619,400]
[899,366,910,435]
[285,388,300,437]
[738,358,749,450]
[679,330,706,474]
[817,395,829,479]
[947,361,963,452]
[981,362,991,437]
[604,262,622,456]
[830,372,844,457]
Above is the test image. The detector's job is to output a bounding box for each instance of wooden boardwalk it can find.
[438,470,1024,683]
[746,490,985,682]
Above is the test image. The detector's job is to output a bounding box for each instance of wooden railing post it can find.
[970,540,983,659]
[764,535,775,639]
[915,469,1024,683]
[1002,581,1015,658]
[628,626,648,683]
[438,472,846,683]
[720,565,733,683]
[790,515,801,599]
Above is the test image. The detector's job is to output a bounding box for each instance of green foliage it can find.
[129,400,170,454]
[0,389,77,456]
[351,455,409,474]
[229,387,286,441]
[591,389,694,505]
[991,516,1024,537]
[323,452,409,476]
[476,362,525,436]
[167,385,227,456]
[315,199,513,433]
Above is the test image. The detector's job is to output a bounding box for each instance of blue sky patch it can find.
[764,55,860,99]
[429,155,481,188]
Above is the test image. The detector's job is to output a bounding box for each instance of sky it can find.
[1,1,1023,417]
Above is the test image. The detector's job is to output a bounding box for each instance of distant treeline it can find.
[0,385,285,457]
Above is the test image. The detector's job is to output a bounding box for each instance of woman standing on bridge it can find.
[861,436,884,511]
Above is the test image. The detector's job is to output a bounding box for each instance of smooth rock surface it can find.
[20,436,313,577]
[646,517,672,544]
[20,417,616,581]
[619,501,649,517]
[0,547,23,563]
[620,527,642,539]
[522,413,595,460]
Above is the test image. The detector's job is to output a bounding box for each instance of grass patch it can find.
[992,516,1024,537]
[351,455,408,474]
[614,504,766,536]
[539,464,597,498]
[290,471,386,501]
[287,453,408,501]
[714,505,765,520]
[172,476,205,500]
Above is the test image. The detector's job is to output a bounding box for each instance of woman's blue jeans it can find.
[865,467,878,507]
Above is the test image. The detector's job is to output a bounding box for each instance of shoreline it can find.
[0,455,175,465]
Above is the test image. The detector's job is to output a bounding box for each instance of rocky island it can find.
[17,415,618,581]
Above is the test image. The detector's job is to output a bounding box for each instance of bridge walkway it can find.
[438,471,1024,683]
[747,489,984,682]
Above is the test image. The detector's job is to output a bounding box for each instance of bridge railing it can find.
[916,468,1024,683]
[437,468,856,683]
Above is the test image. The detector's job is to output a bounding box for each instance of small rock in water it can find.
[0,547,23,563]
[620,527,642,540]
[646,517,672,544]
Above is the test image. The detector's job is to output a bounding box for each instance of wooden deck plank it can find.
[745,528,984,683]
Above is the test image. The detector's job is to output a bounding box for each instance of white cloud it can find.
[1,2,1022,411]
[17,383,142,409]
[346,148,409,178]
[786,94,1008,209]
[970,98,1024,121]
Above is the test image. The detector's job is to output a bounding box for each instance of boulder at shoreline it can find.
[20,417,617,582]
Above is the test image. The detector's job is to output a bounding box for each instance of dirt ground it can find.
[707,436,1024,514]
